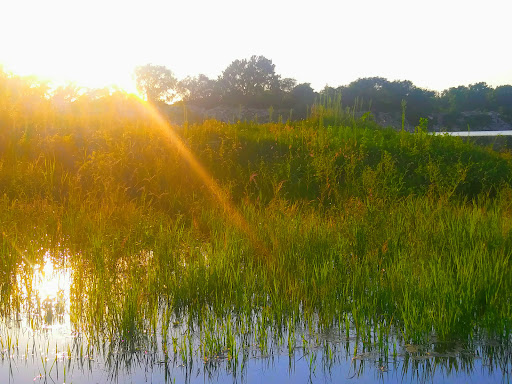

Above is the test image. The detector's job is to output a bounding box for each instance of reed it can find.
[1,72,511,381]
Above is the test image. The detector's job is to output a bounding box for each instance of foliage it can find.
[218,55,281,98]
[441,82,493,112]
[134,64,178,104]
[130,57,511,131]
[1,70,512,371]
[177,73,219,105]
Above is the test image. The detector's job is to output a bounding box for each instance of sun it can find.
[0,0,144,96]
[1,58,140,96]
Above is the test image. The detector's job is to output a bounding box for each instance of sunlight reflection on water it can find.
[17,250,72,331]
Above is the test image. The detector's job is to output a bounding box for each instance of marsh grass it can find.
[0,73,512,381]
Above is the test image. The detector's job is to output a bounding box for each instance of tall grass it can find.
[0,71,511,379]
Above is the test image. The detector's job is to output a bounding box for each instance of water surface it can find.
[1,251,510,383]
[433,130,512,136]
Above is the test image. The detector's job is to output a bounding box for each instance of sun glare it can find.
[0,59,140,97]
[16,251,72,329]
[139,101,270,260]
[31,253,71,302]
[1,0,140,96]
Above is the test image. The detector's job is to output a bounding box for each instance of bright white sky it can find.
[1,0,511,94]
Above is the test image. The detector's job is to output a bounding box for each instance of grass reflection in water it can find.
[0,244,510,383]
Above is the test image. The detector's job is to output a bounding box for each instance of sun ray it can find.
[138,101,270,260]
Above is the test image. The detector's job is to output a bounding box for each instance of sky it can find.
[1,0,511,94]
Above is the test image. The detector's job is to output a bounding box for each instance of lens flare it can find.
[138,101,269,260]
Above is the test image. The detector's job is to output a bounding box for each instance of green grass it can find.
[0,76,512,377]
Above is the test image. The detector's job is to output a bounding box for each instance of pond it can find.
[1,254,510,383]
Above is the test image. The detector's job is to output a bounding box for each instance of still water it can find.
[433,130,512,137]
[1,254,510,383]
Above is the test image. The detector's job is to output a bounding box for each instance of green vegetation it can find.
[134,56,512,128]
[1,69,512,380]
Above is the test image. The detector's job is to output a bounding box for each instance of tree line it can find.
[135,56,315,111]
[135,56,512,126]
[1,56,510,131]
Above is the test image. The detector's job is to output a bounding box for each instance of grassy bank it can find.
[1,88,512,359]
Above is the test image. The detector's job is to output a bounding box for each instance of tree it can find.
[291,83,316,106]
[134,64,177,104]
[279,78,297,93]
[442,85,468,113]
[442,83,491,113]
[493,85,512,108]
[177,74,219,103]
[51,83,81,112]
[219,55,281,99]
[492,85,512,120]
[467,82,491,110]
[338,77,392,111]
[405,86,436,123]
[0,71,51,127]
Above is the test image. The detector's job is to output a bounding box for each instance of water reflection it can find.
[0,248,510,383]
[17,251,71,329]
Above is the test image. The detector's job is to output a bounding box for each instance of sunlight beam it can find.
[139,102,269,260]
